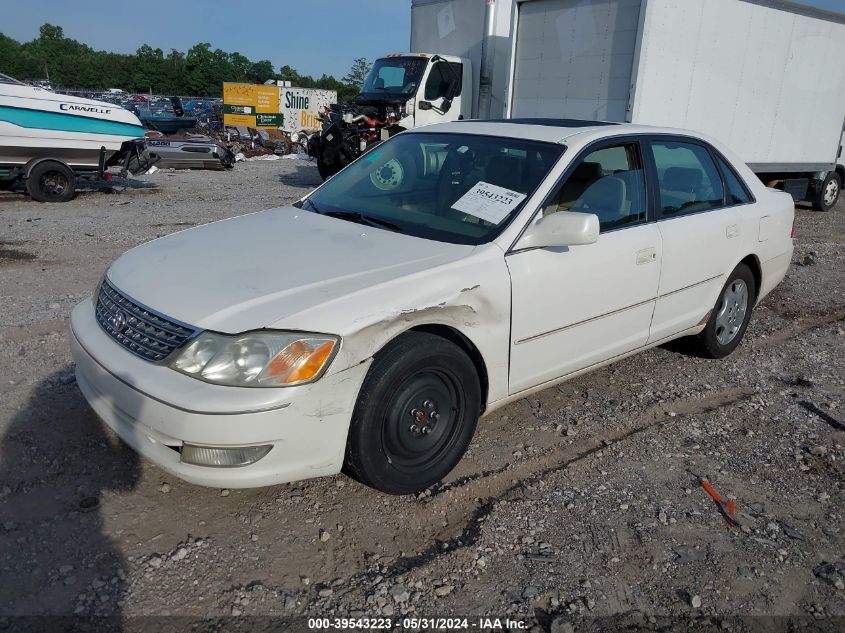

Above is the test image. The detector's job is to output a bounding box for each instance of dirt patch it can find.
[0,240,36,263]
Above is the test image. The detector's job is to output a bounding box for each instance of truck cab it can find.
[358,54,472,130]
[310,53,472,179]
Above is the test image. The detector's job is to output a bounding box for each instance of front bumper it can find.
[69,301,369,488]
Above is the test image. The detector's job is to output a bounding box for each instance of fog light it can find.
[181,444,272,468]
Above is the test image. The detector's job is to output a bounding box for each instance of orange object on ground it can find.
[694,473,740,528]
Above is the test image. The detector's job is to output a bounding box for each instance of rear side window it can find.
[651,141,724,217]
[715,155,752,205]
[543,143,646,232]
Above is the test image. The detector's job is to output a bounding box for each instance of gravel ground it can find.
[0,161,843,632]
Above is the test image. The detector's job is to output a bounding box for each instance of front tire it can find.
[693,263,756,359]
[317,158,339,181]
[26,161,75,203]
[812,172,840,212]
[344,332,481,495]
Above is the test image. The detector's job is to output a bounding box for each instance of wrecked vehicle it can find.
[70,120,794,494]
[135,97,198,135]
[308,54,467,179]
[144,134,235,170]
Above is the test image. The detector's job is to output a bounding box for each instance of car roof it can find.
[407,119,712,145]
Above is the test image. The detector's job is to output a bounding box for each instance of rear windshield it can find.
[304,132,564,245]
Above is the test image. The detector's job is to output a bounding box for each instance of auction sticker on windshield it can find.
[451,181,527,225]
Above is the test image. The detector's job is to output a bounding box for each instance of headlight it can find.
[171,331,339,387]
[290,131,300,143]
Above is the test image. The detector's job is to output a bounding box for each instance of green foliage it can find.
[0,23,361,99]
[342,57,372,89]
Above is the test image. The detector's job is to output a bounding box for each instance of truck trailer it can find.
[312,0,845,210]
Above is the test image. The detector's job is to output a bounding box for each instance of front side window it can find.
[651,141,724,216]
[303,132,564,245]
[543,143,646,232]
[715,155,752,205]
[424,62,462,101]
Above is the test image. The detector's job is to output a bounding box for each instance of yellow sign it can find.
[222,83,282,128]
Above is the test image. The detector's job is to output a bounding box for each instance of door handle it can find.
[636,247,657,265]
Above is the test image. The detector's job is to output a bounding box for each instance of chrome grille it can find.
[95,280,197,362]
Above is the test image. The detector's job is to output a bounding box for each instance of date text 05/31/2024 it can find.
[307,617,529,630]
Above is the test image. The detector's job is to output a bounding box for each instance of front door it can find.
[414,60,463,128]
[507,140,661,394]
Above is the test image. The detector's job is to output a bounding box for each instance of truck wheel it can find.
[693,263,756,359]
[317,159,339,181]
[812,172,840,211]
[26,161,75,203]
[344,332,481,495]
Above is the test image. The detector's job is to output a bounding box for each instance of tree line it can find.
[0,24,370,101]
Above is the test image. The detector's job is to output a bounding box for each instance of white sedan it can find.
[69,120,794,494]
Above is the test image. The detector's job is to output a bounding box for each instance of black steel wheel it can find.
[344,331,481,495]
[26,161,75,203]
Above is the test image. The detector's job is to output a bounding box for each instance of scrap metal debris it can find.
[799,400,845,432]
[813,560,845,590]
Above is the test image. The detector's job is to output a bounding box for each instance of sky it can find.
[0,0,843,80]
[0,0,413,79]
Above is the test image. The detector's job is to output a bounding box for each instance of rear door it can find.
[510,0,642,120]
[646,136,742,343]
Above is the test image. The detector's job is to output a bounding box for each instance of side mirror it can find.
[515,212,599,250]
[441,97,452,113]
[418,100,433,111]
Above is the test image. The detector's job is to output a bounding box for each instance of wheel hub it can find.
[382,368,463,473]
[823,179,839,206]
[370,158,404,191]
[409,399,441,436]
[714,279,748,345]
[42,172,67,196]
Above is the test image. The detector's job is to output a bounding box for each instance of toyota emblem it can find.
[108,310,127,334]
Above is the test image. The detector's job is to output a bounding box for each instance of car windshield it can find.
[359,57,427,98]
[303,132,565,245]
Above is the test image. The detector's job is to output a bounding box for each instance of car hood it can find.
[106,207,475,333]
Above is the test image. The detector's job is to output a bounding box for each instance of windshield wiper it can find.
[299,198,321,212]
[322,210,402,232]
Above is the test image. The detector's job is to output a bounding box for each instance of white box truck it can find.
[394,0,845,209]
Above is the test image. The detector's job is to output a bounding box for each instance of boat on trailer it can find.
[0,73,153,202]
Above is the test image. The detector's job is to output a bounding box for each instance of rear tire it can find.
[26,161,75,203]
[693,263,756,359]
[344,332,481,495]
[812,172,840,211]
